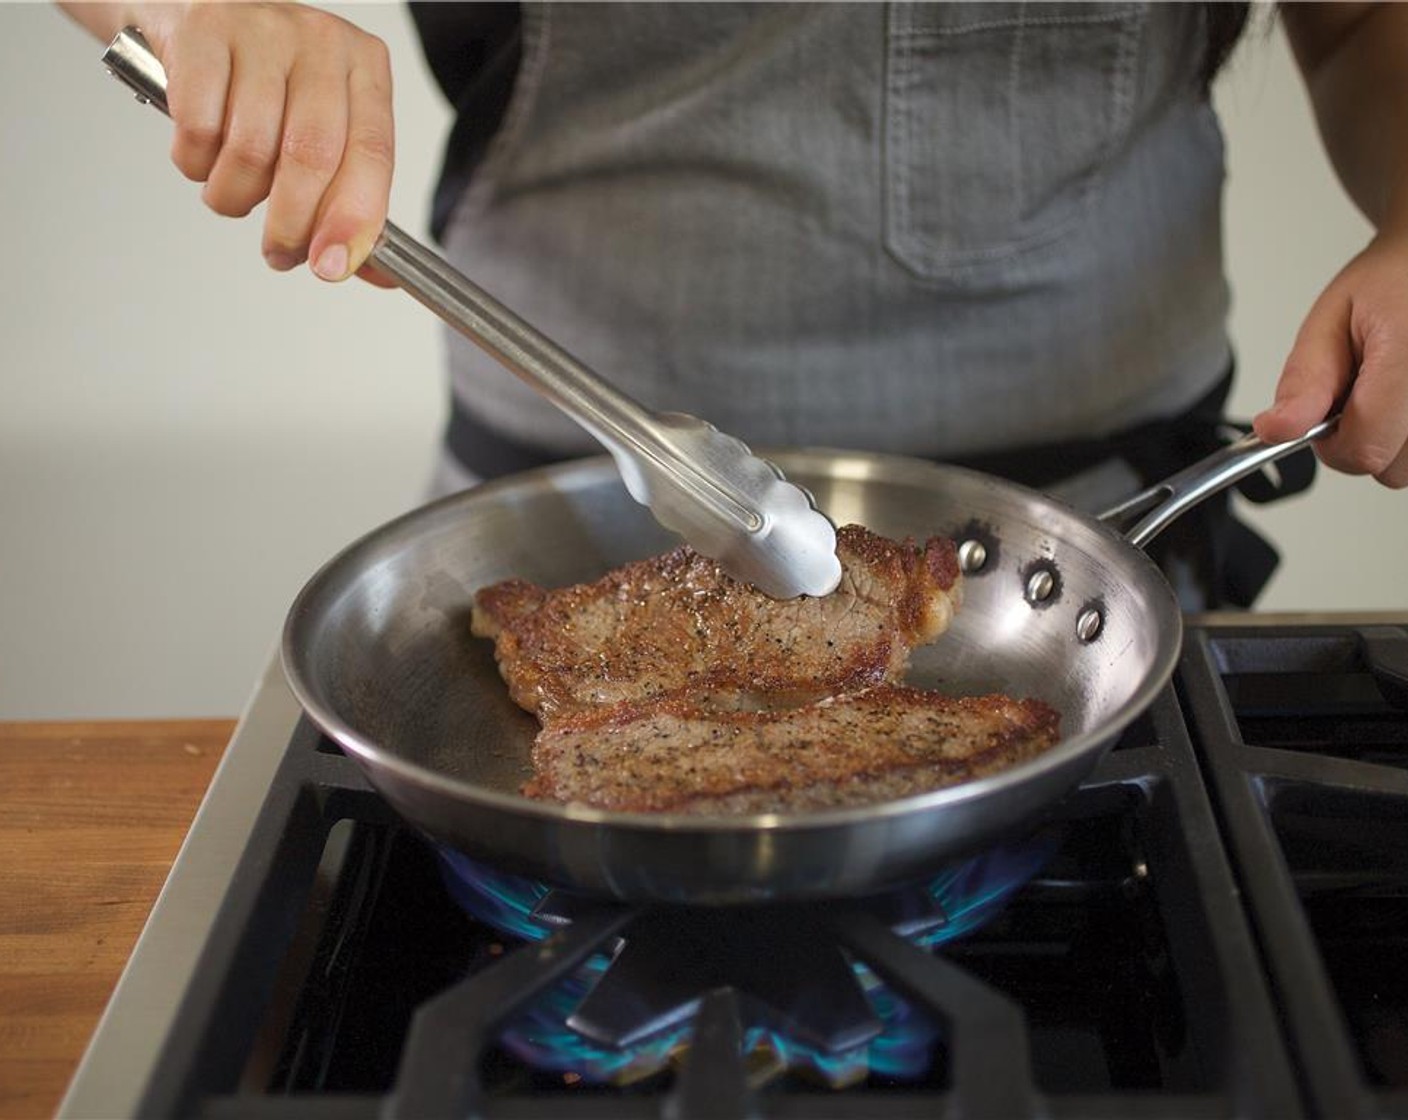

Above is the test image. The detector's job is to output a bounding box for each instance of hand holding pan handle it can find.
[100,28,844,602]
[1097,416,1339,549]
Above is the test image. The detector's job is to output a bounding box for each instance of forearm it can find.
[1256,3,1408,485]
[1282,2,1408,237]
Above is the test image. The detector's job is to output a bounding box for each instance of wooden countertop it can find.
[0,720,233,1120]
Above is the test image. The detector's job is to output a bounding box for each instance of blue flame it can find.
[912,839,1056,949]
[491,952,940,1086]
[436,837,1053,1085]
[438,849,550,943]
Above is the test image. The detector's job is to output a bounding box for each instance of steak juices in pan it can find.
[471,524,1062,814]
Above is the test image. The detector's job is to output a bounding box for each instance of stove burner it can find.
[436,837,1054,1087]
[80,621,1401,1120]
[548,903,896,1053]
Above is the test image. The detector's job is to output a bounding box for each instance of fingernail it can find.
[312,244,349,281]
[264,249,300,272]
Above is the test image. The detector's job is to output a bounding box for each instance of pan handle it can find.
[1096,416,1338,550]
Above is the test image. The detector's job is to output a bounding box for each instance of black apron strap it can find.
[949,366,1315,609]
[443,363,1315,608]
[445,403,575,479]
[948,367,1312,503]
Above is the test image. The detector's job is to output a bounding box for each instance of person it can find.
[60,1,1408,608]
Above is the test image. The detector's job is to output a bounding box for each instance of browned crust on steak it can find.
[471,525,962,723]
[523,685,1061,814]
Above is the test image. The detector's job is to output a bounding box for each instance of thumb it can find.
[1252,286,1354,444]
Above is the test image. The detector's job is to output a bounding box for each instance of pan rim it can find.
[281,449,1183,834]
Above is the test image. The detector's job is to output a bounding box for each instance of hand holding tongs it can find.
[101,28,842,600]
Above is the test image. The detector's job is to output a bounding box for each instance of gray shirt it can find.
[431,2,1231,503]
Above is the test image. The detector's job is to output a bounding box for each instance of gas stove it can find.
[60,616,1408,1119]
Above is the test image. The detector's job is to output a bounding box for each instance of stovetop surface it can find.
[60,619,1408,1119]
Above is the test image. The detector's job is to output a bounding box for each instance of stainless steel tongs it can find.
[101,28,842,599]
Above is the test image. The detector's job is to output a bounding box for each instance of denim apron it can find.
[426,3,1290,605]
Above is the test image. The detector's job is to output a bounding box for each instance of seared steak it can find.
[523,685,1062,813]
[471,525,961,723]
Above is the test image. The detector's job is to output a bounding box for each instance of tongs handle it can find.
[365,226,666,471]
[101,28,758,531]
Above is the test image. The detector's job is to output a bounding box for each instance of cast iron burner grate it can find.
[430,838,1052,1089]
[1181,624,1408,1120]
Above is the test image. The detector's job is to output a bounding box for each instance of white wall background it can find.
[1,3,449,719]
[1,4,1404,719]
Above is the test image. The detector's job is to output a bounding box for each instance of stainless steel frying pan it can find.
[282,426,1330,904]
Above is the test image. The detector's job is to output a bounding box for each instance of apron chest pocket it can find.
[884,2,1144,284]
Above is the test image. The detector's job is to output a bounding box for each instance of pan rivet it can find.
[1076,608,1104,642]
[958,539,987,573]
[1025,568,1055,603]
